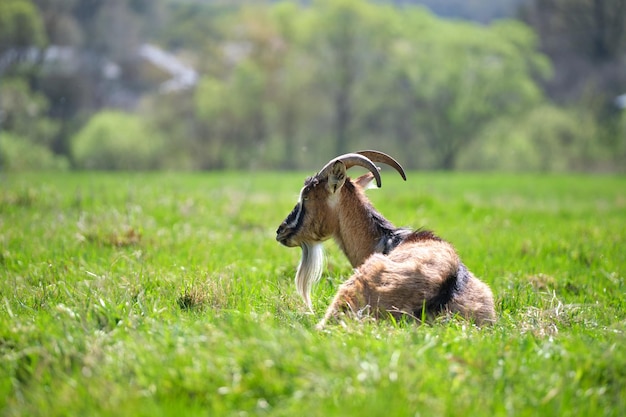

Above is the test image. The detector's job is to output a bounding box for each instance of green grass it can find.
[1,171,625,417]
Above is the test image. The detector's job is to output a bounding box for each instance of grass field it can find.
[1,171,625,416]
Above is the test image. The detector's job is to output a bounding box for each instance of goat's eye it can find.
[303,195,310,201]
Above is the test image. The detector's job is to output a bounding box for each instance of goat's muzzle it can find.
[276,223,294,246]
[276,202,303,247]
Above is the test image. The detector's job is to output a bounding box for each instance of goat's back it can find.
[323,231,496,326]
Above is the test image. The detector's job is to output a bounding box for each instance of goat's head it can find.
[276,150,406,309]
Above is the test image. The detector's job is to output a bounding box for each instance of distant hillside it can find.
[390,0,529,23]
[170,0,530,23]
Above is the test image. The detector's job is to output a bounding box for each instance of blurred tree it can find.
[90,1,141,62]
[0,77,68,171]
[193,62,268,169]
[157,2,224,51]
[520,0,626,169]
[306,0,397,156]
[268,2,316,168]
[236,3,317,168]
[71,110,165,170]
[386,14,550,169]
[191,2,314,169]
[0,132,68,171]
[617,111,626,169]
[457,105,603,172]
[0,77,60,146]
[32,0,81,46]
[521,0,626,102]
[25,0,163,158]
[140,90,201,170]
[0,0,46,55]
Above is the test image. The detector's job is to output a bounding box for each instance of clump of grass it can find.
[108,227,142,247]
[77,226,142,247]
[176,276,236,312]
[177,287,207,311]
[0,188,39,208]
[527,273,557,290]
[75,207,144,247]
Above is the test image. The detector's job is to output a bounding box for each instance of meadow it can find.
[1,171,625,416]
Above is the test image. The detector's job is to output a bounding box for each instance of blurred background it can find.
[0,0,625,172]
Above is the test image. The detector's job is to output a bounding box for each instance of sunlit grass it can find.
[1,171,625,416]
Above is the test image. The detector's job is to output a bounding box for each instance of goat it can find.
[276,151,496,328]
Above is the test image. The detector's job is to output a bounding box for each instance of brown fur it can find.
[334,181,389,267]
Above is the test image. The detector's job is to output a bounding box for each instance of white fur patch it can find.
[295,242,325,311]
[327,192,340,209]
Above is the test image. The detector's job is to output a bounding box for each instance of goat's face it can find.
[276,175,339,248]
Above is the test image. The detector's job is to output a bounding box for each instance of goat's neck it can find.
[333,184,396,267]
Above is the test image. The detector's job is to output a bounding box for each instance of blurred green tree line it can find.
[0,0,624,171]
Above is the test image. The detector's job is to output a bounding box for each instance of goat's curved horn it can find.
[356,150,406,181]
[317,153,382,187]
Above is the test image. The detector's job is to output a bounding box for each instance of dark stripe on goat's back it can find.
[382,229,441,255]
[404,229,444,243]
[381,229,412,255]
[423,262,470,314]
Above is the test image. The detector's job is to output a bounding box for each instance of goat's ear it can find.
[354,171,380,190]
[327,161,347,194]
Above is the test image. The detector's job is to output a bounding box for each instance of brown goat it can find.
[276,151,495,328]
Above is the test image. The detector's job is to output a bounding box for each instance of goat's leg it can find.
[315,278,365,330]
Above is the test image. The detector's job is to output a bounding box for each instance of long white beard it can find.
[295,242,325,311]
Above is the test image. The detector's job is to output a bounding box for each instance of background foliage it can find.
[1,0,625,171]
[71,111,164,170]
